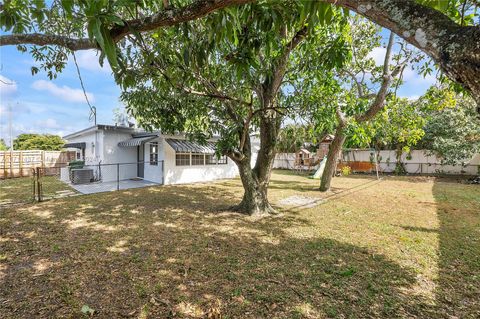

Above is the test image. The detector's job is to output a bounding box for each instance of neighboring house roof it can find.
[166,138,216,153]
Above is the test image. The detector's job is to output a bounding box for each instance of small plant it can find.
[81,305,95,317]
[341,166,352,176]
[394,163,407,175]
[68,160,85,169]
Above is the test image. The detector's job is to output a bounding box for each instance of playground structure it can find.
[291,135,334,173]
[294,148,322,172]
[288,146,381,180]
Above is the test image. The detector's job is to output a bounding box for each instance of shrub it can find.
[341,166,352,176]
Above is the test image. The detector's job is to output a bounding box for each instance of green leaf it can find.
[101,26,119,68]
[87,18,105,50]
[106,14,124,26]
[61,0,73,19]
[81,305,95,316]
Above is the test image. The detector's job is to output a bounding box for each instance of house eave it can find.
[63,124,138,140]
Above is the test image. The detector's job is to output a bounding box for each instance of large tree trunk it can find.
[234,158,276,216]
[319,126,346,192]
[229,115,280,216]
[228,26,303,216]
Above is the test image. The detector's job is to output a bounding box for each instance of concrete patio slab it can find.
[69,179,159,195]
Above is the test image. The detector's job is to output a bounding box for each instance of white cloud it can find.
[367,47,387,66]
[74,50,112,73]
[32,80,95,103]
[35,118,61,129]
[0,75,18,97]
[402,67,436,86]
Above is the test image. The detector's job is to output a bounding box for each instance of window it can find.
[176,153,190,166]
[217,155,228,165]
[150,142,158,165]
[205,154,217,165]
[191,153,205,165]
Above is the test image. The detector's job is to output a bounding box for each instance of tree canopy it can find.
[13,134,65,151]
[1,0,479,102]
[0,139,8,151]
[117,1,350,215]
[419,88,480,165]
[1,0,478,212]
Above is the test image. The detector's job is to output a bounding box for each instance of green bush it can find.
[68,160,84,169]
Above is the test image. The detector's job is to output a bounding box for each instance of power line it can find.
[72,51,96,125]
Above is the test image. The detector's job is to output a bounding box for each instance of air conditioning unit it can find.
[71,168,94,184]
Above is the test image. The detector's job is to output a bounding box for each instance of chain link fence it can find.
[273,158,480,177]
[35,161,164,201]
[0,161,164,206]
[0,168,37,207]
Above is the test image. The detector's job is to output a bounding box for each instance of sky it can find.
[0,31,437,144]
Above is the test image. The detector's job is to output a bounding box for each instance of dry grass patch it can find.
[0,170,478,318]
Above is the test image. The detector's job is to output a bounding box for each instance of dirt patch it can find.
[278,195,323,208]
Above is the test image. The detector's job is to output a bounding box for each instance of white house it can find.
[63,124,259,186]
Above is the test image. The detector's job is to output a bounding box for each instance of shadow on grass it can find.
[432,179,480,318]
[1,174,478,318]
[1,182,433,318]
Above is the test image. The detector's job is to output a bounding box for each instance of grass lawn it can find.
[0,176,77,206]
[0,170,479,318]
[0,176,36,205]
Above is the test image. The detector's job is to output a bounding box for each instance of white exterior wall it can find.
[65,129,263,185]
[101,131,138,182]
[65,131,103,164]
[143,137,164,184]
[161,137,239,185]
[102,131,137,164]
[64,129,139,183]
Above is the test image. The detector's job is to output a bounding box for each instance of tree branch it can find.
[267,26,308,97]
[355,31,395,123]
[323,0,480,105]
[0,0,253,50]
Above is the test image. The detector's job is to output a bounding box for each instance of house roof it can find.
[63,124,138,140]
[166,138,216,153]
